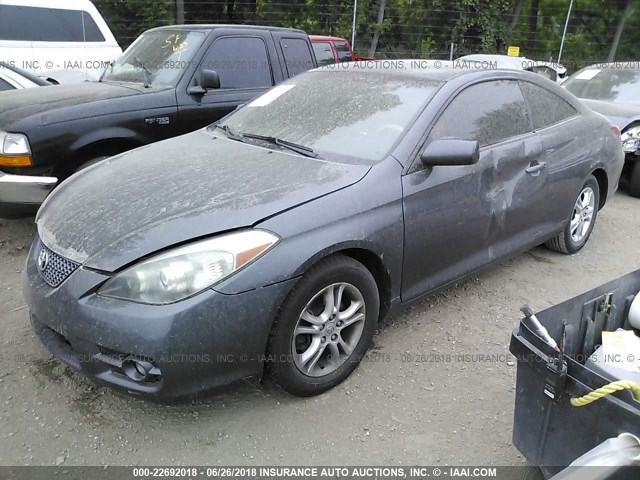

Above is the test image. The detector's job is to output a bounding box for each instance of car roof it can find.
[0,0,95,8]
[310,35,350,43]
[316,59,530,82]
[146,24,307,35]
[459,54,566,71]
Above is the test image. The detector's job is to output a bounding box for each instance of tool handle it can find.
[521,304,560,351]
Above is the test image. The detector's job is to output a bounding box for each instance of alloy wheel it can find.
[570,186,595,243]
[292,283,366,377]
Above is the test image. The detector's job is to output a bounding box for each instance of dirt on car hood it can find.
[36,129,369,272]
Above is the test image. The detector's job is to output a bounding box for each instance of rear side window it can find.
[0,5,105,42]
[335,42,352,62]
[312,42,335,66]
[527,66,558,83]
[202,36,273,89]
[279,38,314,77]
[430,80,531,147]
[520,81,579,130]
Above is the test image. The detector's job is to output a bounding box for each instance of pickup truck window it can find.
[0,5,105,42]
[335,42,352,62]
[312,42,335,66]
[102,30,206,87]
[203,36,273,89]
[279,38,314,77]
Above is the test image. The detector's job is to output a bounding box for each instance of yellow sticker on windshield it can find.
[162,34,189,53]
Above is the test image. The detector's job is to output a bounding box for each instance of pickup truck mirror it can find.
[420,139,480,167]
[201,70,220,90]
[187,70,221,96]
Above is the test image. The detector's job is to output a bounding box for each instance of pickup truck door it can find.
[268,32,316,77]
[176,31,283,134]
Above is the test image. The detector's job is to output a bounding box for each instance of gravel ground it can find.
[0,192,639,467]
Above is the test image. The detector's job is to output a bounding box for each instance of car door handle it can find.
[525,161,547,174]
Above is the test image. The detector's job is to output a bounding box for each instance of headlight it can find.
[0,131,32,167]
[98,230,279,304]
[621,126,640,154]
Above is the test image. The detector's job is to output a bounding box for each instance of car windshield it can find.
[102,30,206,87]
[564,67,640,105]
[211,69,442,163]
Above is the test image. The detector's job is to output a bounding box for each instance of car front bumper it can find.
[0,170,57,217]
[23,237,297,402]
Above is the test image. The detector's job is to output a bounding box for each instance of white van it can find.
[0,0,122,82]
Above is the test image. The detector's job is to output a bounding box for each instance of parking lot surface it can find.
[1,192,639,466]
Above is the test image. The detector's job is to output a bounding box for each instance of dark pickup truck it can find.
[0,24,316,217]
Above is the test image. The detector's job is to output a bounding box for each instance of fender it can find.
[69,126,148,155]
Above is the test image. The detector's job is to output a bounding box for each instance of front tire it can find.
[629,160,640,198]
[266,254,379,396]
[545,175,599,254]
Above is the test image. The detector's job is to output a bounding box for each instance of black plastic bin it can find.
[510,269,640,478]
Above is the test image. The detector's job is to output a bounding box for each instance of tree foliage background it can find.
[94,0,639,72]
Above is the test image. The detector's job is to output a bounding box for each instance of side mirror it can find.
[420,139,480,167]
[201,69,220,89]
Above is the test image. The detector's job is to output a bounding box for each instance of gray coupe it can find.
[24,62,624,401]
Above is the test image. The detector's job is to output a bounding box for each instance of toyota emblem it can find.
[37,250,49,272]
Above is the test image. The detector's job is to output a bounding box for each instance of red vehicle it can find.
[309,35,374,66]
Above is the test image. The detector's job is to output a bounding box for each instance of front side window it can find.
[520,81,578,130]
[202,36,273,89]
[0,76,13,91]
[312,42,335,66]
[430,80,531,147]
[102,30,206,87]
[0,5,104,42]
[213,70,443,163]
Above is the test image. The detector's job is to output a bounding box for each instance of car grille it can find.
[37,241,80,287]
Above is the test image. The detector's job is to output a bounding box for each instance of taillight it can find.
[611,125,622,139]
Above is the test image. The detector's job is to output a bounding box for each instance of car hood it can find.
[581,99,640,130]
[0,81,147,130]
[36,130,369,272]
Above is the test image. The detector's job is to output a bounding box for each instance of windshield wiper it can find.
[214,124,245,142]
[134,57,152,88]
[240,133,319,158]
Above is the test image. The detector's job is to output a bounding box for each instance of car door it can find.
[401,79,547,302]
[176,33,281,134]
[520,81,584,225]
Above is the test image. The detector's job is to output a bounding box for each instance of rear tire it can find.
[266,254,379,397]
[545,175,599,254]
[629,161,640,198]
[520,464,545,480]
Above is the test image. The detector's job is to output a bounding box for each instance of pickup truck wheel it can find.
[266,255,379,397]
[629,161,640,198]
[545,176,599,254]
